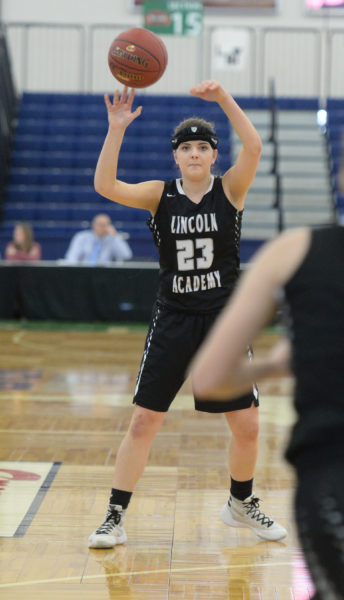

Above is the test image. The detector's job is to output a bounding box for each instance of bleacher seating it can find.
[1,92,337,262]
[1,91,231,260]
[232,98,333,234]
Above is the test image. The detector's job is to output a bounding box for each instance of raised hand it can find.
[104,86,142,129]
[190,80,227,103]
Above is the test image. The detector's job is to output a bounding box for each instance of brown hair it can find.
[14,222,35,253]
[173,116,217,137]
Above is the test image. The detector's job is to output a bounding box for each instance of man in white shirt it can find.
[64,214,133,264]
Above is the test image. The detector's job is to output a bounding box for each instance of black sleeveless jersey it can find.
[283,226,344,470]
[147,176,242,312]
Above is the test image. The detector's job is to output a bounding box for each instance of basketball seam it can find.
[112,37,162,70]
[153,36,168,69]
[109,60,161,74]
[146,29,168,69]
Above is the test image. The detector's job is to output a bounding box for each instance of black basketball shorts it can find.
[133,301,259,413]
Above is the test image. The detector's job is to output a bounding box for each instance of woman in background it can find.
[5,222,41,261]
[192,224,344,599]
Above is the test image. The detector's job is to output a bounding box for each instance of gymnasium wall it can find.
[2,0,344,98]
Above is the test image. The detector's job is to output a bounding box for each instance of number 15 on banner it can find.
[144,0,203,37]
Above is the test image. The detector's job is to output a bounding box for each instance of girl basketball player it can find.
[88,80,287,549]
[191,224,344,598]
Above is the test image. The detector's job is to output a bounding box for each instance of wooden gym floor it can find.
[0,322,315,599]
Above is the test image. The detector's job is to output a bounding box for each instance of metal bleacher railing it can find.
[268,78,283,233]
[0,24,17,217]
[324,109,338,221]
[325,100,344,222]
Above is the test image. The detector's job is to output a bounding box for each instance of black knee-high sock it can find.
[109,488,132,510]
[230,477,253,501]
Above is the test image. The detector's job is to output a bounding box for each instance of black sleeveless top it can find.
[147,176,242,313]
[284,226,344,470]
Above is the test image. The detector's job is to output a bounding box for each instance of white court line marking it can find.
[0,392,195,406]
[0,429,222,436]
[0,392,293,416]
[12,330,54,351]
[11,329,143,354]
[0,560,293,588]
[12,330,26,344]
[0,393,291,402]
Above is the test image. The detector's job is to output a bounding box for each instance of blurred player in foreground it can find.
[192,223,344,599]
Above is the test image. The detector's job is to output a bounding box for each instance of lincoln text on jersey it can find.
[171,212,222,294]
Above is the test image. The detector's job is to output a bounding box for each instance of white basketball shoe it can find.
[221,494,287,541]
[88,504,127,549]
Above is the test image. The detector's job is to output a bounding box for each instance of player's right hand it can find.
[104,86,142,129]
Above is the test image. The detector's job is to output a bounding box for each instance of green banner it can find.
[144,1,203,36]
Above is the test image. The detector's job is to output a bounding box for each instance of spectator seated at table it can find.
[5,223,42,262]
[64,214,133,265]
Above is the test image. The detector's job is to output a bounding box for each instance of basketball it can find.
[108,27,168,89]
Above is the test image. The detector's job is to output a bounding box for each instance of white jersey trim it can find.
[176,175,215,196]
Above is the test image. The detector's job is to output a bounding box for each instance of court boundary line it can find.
[0,560,294,588]
[14,462,61,537]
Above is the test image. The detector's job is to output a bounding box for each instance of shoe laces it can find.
[242,496,273,528]
[95,506,122,535]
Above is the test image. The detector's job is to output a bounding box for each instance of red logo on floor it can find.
[0,469,41,493]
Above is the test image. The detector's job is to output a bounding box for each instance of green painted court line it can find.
[0,320,149,332]
[0,319,284,334]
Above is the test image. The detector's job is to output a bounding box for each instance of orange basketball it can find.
[108,27,168,89]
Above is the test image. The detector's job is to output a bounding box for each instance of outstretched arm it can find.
[191,228,311,399]
[94,86,163,213]
[190,80,261,209]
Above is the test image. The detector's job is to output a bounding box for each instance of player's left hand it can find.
[190,80,227,103]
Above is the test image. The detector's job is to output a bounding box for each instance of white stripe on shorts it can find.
[134,305,161,397]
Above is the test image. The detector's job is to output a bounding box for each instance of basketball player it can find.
[191,224,344,598]
[88,80,287,549]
